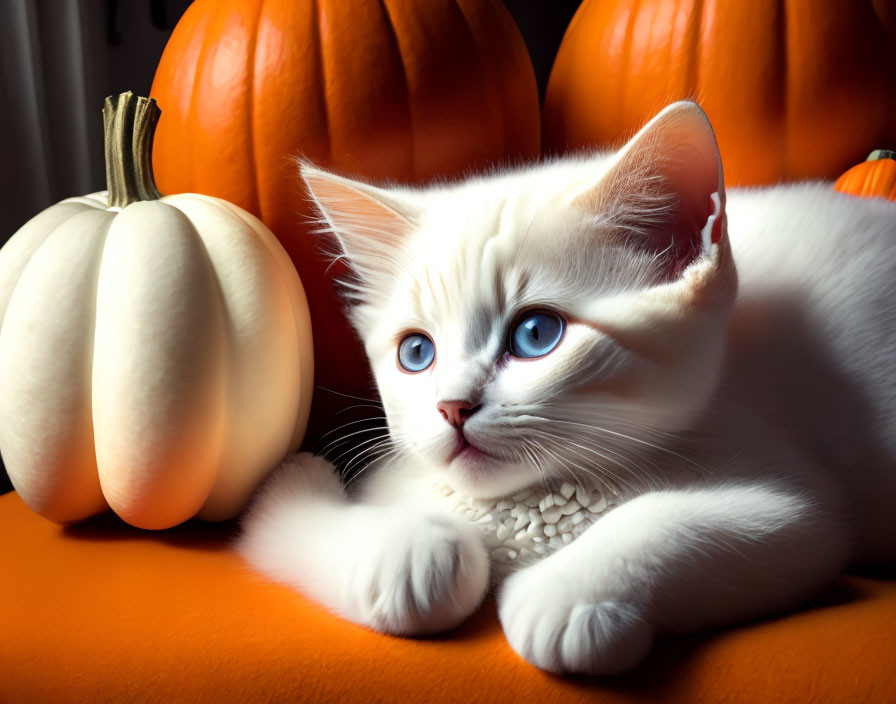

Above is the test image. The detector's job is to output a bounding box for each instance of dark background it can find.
[0,0,582,495]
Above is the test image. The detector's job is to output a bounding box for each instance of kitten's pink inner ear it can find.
[301,166,415,250]
[576,102,726,275]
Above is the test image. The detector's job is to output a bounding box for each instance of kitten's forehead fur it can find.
[391,159,652,349]
[303,102,736,497]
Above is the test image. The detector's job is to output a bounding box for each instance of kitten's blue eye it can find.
[509,311,564,359]
[398,333,435,372]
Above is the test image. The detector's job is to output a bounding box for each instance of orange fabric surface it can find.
[1,489,894,704]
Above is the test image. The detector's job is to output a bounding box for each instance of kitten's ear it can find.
[573,101,726,276]
[300,163,418,285]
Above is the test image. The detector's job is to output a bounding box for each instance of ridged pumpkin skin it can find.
[0,193,313,529]
[835,151,896,201]
[544,0,896,186]
[150,0,540,440]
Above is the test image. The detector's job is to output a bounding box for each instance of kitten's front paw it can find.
[498,565,654,675]
[343,513,489,636]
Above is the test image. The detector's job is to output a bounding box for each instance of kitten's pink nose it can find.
[437,400,481,428]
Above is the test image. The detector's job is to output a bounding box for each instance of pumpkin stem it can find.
[867,149,896,162]
[103,92,163,208]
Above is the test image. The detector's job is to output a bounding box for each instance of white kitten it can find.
[237,102,896,674]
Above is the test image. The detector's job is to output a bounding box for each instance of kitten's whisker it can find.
[557,407,683,440]
[328,432,391,467]
[343,435,403,477]
[520,418,645,469]
[314,385,380,405]
[540,401,682,437]
[530,442,591,497]
[318,416,389,443]
[343,439,397,482]
[528,414,706,474]
[520,439,552,494]
[335,404,387,415]
[527,428,639,497]
[319,425,391,456]
[556,429,663,492]
[554,427,668,480]
[344,445,403,488]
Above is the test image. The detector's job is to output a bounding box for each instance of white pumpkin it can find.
[0,93,313,529]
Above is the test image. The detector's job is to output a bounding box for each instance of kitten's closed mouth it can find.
[450,432,494,463]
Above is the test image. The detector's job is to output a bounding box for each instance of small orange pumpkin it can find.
[150,0,540,444]
[834,150,896,201]
[543,0,896,186]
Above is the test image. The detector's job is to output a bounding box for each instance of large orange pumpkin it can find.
[150,0,540,445]
[835,150,896,201]
[543,0,896,186]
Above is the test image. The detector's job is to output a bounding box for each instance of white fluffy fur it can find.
[237,102,896,674]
